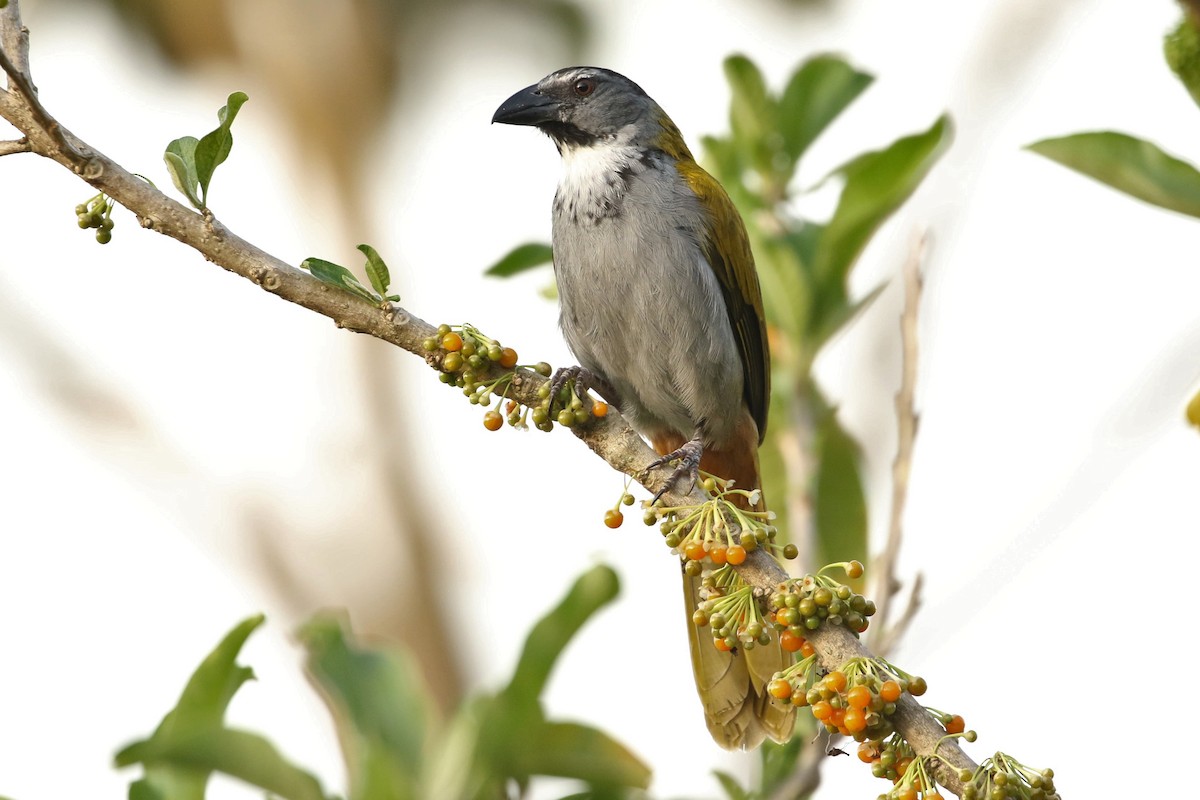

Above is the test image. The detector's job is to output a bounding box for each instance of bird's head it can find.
[492,67,687,155]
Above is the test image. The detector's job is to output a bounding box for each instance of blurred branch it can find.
[0,5,977,793]
[869,230,927,657]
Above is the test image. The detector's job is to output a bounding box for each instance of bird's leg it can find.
[548,365,621,408]
[648,433,704,504]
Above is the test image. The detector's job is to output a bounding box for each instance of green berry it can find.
[534,361,552,377]
[783,543,798,560]
[436,324,451,337]
[557,409,574,427]
[95,229,112,244]
[442,352,463,372]
[422,337,439,351]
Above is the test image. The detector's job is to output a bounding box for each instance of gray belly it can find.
[552,208,743,447]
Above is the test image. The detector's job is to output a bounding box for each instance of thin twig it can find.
[0,5,977,793]
[0,136,29,155]
[869,230,927,658]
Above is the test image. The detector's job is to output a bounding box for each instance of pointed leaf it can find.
[811,280,888,349]
[485,242,553,277]
[1027,131,1200,218]
[779,54,874,162]
[164,136,202,210]
[812,413,868,579]
[301,257,381,302]
[195,91,249,204]
[299,613,430,800]
[504,565,619,709]
[117,728,327,800]
[357,244,392,297]
[115,615,265,800]
[724,55,778,178]
[510,721,650,790]
[712,769,751,800]
[813,114,952,288]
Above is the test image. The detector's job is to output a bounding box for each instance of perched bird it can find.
[493,67,793,749]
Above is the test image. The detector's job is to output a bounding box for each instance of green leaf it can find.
[1027,131,1200,218]
[712,769,751,800]
[357,243,392,297]
[509,721,650,790]
[163,136,202,210]
[116,615,265,800]
[299,613,431,800]
[1165,13,1200,110]
[503,564,620,708]
[301,257,381,303]
[485,242,553,277]
[117,728,327,800]
[812,412,867,580]
[724,55,778,179]
[194,91,249,205]
[779,54,874,162]
[812,114,952,301]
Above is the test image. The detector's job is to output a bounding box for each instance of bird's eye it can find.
[573,78,596,97]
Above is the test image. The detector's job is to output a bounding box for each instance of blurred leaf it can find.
[503,564,620,708]
[423,696,491,800]
[118,728,327,800]
[300,613,431,800]
[724,55,778,179]
[194,91,248,205]
[712,769,751,800]
[812,412,867,578]
[358,243,393,297]
[1027,131,1200,218]
[779,54,873,162]
[1165,12,1200,109]
[116,615,264,800]
[758,734,808,798]
[810,114,951,334]
[811,280,888,350]
[1187,388,1200,430]
[510,721,650,790]
[485,242,553,277]
[163,136,202,210]
[301,257,380,302]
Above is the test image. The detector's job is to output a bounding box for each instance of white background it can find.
[2,0,1198,798]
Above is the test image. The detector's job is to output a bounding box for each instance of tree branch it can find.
[0,135,28,155]
[870,230,927,657]
[0,3,977,794]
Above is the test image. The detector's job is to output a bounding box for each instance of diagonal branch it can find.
[0,4,977,794]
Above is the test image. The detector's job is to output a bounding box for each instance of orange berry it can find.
[499,347,518,368]
[857,742,880,763]
[829,708,846,728]
[895,788,917,800]
[603,509,623,529]
[505,400,518,414]
[791,690,808,707]
[944,714,965,735]
[926,793,944,800]
[726,544,747,565]
[713,637,733,652]
[810,700,833,721]
[709,544,728,565]
[843,707,867,733]
[767,679,792,700]
[482,410,503,431]
[441,331,463,352]
[591,400,609,418]
[846,685,872,709]
[846,559,864,579]
[779,630,804,652]
[879,679,902,703]
[824,670,848,693]
[799,639,816,658]
[683,541,706,561]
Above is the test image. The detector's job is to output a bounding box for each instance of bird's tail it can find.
[654,410,796,750]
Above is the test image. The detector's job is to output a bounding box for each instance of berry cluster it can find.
[774,656,919,740]
[960,753,1059,800]
[75,193,115,244]
[691,567,774,653]
[646,474,797,576]
[767,561,876,636]
[424,323,611,434]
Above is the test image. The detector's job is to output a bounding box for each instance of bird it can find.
[493,67,793,749]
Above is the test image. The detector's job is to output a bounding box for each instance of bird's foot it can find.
[548,365,620,408]
[648,436,704,505]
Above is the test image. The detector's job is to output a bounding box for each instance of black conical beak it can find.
[492,83,558,126]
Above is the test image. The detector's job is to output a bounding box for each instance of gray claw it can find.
[649,438,704,504]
